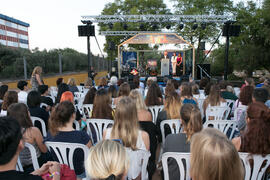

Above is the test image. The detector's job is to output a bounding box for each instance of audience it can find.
[56,77,63,88]
[108,85,118,99]
[27,91,49,129]
[0,91,18,116]
[46,101,91,178]
[92,88,113,120]
[30,66,44,91]
[114,82,130,105]
[7,103,48,172]
[145,82,163,106]
[98,77,108,89]
[256,76,266,88]
[192,83,204,99]
[83,87,97,104]
[241,77,255,90]
[38,85,53,112]
[17,80,29,104]
[0,116,61,180]
[190,128,244,180]
[84,77,93,89]
[164,80,175,98]
[252,88,269,104]
[85,140,129,180]
[0,85,8,106]
[164,103,202,180]
[67,78,79,94]
[199,77,209,90]
[219,81,238,101]
[55,83,69,104]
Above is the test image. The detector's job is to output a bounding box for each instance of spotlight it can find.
[201,23,206,30]
[139,24,145,31]
[108,23,113,29]
[166,24,171,30]
[192,24,198,30]
[123,23,128,30]
[178,24,184,30]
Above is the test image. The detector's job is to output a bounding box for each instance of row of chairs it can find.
[162,152,270,180]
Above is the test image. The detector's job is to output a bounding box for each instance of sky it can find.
[1,0,173,56]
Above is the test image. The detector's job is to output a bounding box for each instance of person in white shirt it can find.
[17,80,28,104]
[171,52,177,76]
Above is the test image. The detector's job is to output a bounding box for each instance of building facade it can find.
[0,14,30,49]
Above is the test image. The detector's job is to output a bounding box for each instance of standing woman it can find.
[31,66,44,91]
[171,52,177,76]
[176,53,183,76]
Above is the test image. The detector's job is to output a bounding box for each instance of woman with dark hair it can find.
[0,91,18,116]
[46,101,91,178]
[145,82,163,106]
[113,82,130,105]
[232,102,270,154]
[7,103,48,172]
[180,82,197,105]
[204,82,213,96]
[27,91,49,129]
[55,83,69,104]
[92,88,113,120]
[199,77,209,90]
[56,77,63,87]
[83,87,97,104]
[164,103,203,180]
[108,85,117,99]
[0,85,8,105]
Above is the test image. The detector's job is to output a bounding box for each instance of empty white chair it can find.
[86,119,114,144]
[82,104,93,119]
[148,105,164,124]
[162,152,190,180]
[205,106,230,121]
[45,142,89,170]
[203,120,238,140]
[160,119,182,146]
[126,148,151,180]
[239,153,270,180]
[31,116,47,137]
[234,107,247,121]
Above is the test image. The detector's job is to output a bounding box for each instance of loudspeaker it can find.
[222,24,240,37]
[199,42,205,50]
[196,64,210,79]
[78,25,95,37]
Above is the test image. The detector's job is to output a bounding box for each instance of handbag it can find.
[41,164,76,180]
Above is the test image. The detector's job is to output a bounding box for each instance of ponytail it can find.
[180,104,203,141]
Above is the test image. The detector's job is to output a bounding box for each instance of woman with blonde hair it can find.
[85,140,129,180]
[190,128,244,180]
[31,66,44,91]
[163,103,202,180]
[67,78,79,94]
[103,96,149,179]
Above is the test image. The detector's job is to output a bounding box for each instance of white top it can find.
[171,56,177,63]
[105,128,146,150]
[18,91,28,104]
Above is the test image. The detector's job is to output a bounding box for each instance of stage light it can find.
[201,23,206,30]
[192,24,198,30]
[179,24,184,30]
[108,23,113,29]
[140,24,145,31]
[123,23,128,30]
[166,24,171,30]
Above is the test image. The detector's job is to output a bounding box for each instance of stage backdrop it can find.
[122,51,137,69]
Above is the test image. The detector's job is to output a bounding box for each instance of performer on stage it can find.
[171,52,177,76]
[176,53,183,76]
[161,51,170,76]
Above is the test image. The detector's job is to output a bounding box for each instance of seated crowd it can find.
[0,69,270,180]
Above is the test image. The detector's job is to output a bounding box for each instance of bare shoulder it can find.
[232,137,241,151]
[141,130,149,139]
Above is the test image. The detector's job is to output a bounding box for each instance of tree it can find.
[100,0,170,59]
[172,0,234,62]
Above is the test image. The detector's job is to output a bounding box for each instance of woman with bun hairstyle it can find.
[85,140,129,180]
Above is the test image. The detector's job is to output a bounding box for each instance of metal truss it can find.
[82,14,236,24]
[100,31,179,36]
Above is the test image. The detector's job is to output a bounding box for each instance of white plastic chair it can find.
[82,104,93,118]
[205,106,231,121]
[86,119,114,144]
[234,87,241,97]
[239,153,270,180]
[45,142,89,170]
[197,98,205,118]
[31,116,47,137]
[234,107,247,121]
[162,152,190,180]
[160,119,182,146]
[77,86,84,93]
[148,105,164,124]
[40,103,48,109]
[73,120,80,130]
[25,143,40,170]
[16,157,24,172]
[226,99,235,109]
[203,120,238,140]
[126,148,151,180]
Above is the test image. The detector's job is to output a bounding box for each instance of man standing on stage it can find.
[171,52,177,76]
[161,51,170,76]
